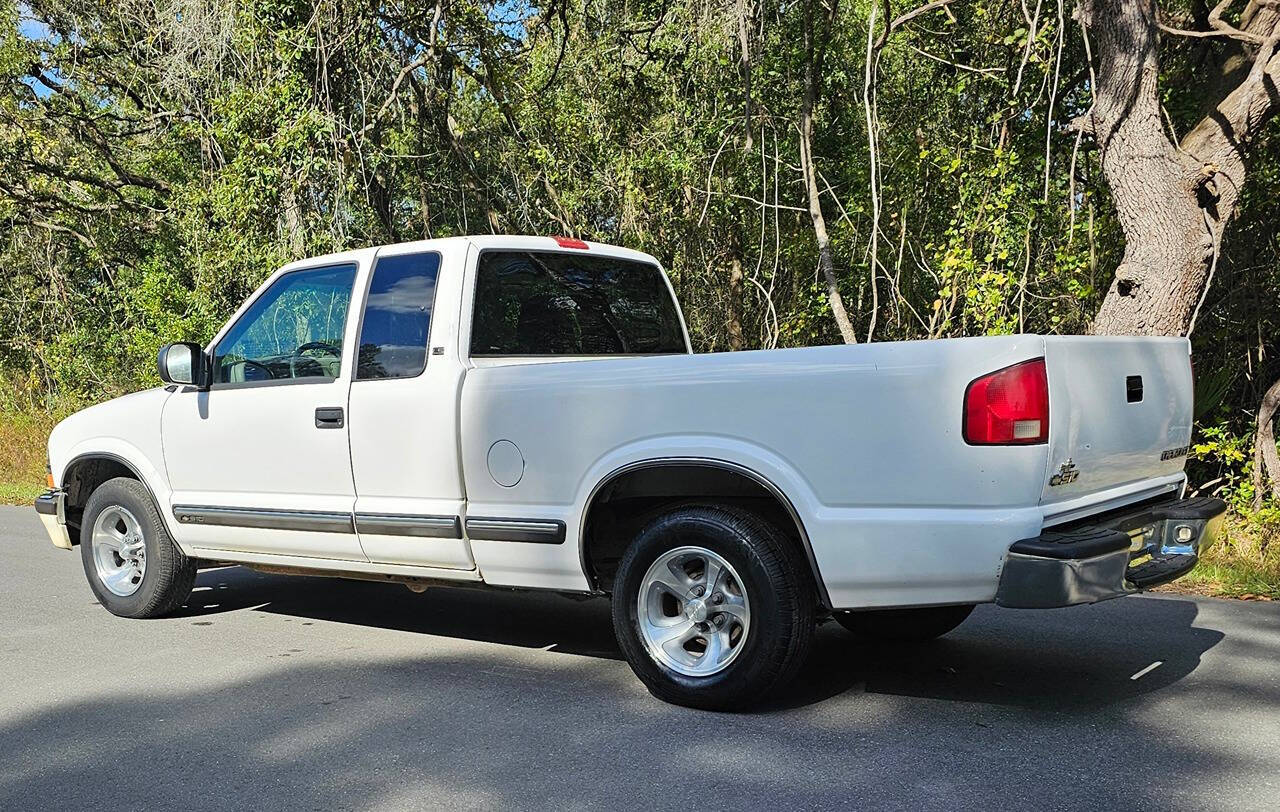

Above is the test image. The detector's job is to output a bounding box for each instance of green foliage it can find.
[0,0,1276,597]
[1190,422,1254,502]
[1,0,1122,389]
[1179,509,1280,600]
[0,0,1275,519]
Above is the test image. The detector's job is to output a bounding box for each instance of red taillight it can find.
[553,236,589,249]
[963,358,1049,445]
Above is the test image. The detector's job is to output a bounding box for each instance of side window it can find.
[470,251,686,356]
[213,264,357,385]
[355,252,441,380]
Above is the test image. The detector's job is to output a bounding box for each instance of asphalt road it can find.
[3,505,1279,811]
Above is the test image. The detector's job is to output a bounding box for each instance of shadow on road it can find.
[776,597,1225,713]
[6,502,1273,810]
[6,564,1274,810]
[181,566,624,659]
[181,566,1225,714]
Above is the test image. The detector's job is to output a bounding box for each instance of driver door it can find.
[161,262,365,560]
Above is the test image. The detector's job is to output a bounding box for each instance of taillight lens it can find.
[553,236,589,249]
[963,358,1049,445]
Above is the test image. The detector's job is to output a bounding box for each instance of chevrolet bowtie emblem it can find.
[1049,458,1080,487]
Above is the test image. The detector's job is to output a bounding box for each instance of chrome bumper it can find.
[996,497,1227,609]
[34,490,73,550]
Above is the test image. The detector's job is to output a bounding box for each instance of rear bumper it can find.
[34,490,73,550]
[996,496,1226,608]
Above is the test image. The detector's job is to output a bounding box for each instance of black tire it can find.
[834,604,975,643]
[79,477,196,618]
[611,505,815,711]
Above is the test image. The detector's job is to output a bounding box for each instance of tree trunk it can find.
[1253,376,1280,510]
[799,0,857,344]
[736,0,755,153]
[1081,0,1280,336]
[281,184,305,260]
[727,244,746,351]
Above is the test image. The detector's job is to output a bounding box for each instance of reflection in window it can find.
[213,265,356,384]
[470,251,685,356]
[356,252,440,379]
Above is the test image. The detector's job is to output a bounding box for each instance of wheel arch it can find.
[579,457,832,609]
[61,451,174,544]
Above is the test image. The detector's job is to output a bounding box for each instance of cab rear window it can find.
[470,251,685,356]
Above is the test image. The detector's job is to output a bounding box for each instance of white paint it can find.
[486,440,524,488]
[347,240,473,570]
[1041,336,1193,506]
[44,235,1197,611]
[161,379,363,559]
[1131,661,1164,680]
[157,251,373,560]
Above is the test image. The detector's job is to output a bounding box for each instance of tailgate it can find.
[1040,336,1193,506]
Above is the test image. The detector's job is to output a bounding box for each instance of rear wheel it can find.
[80,477,196,618]
[834,604,975,643]
[611,505,814,710]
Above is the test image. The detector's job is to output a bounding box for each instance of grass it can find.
[0,410,54,504]
[1,407,1276,600]
[1166,513,1280,601]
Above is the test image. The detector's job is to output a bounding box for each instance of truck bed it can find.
[459,334,1193,607]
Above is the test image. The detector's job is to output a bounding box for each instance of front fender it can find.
[58,440,173,507]
[48,388,178,542]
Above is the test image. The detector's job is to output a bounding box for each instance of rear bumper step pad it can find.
[996,496,1226,609]
[1008,526,1131,560]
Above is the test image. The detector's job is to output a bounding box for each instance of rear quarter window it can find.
[355,252,441,380]
[470,251,685,356]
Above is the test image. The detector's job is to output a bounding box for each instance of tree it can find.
[1080,0,1280,336]
[799,0,858,344]
[1255,377,1280,509]
[1072,0,1280,510]
[1,0,1276,478]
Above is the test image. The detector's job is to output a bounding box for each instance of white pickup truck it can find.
[35,235,1225,709]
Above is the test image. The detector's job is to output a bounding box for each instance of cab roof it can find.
[279,235,660,273]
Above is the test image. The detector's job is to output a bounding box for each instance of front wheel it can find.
[611,505,815,710]
[80,477,196,618]
[834,604,975,643]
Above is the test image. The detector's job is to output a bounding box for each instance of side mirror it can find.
[157,342,210,389]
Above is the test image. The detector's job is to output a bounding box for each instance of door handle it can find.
[315,407,345,429]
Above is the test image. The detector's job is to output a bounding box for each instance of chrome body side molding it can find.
[465,517,567,544]
[354,513,462,539]
[172,505,355,534]
[172,506,467,539]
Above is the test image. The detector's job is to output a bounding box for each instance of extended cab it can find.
[35,235,1226,709]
